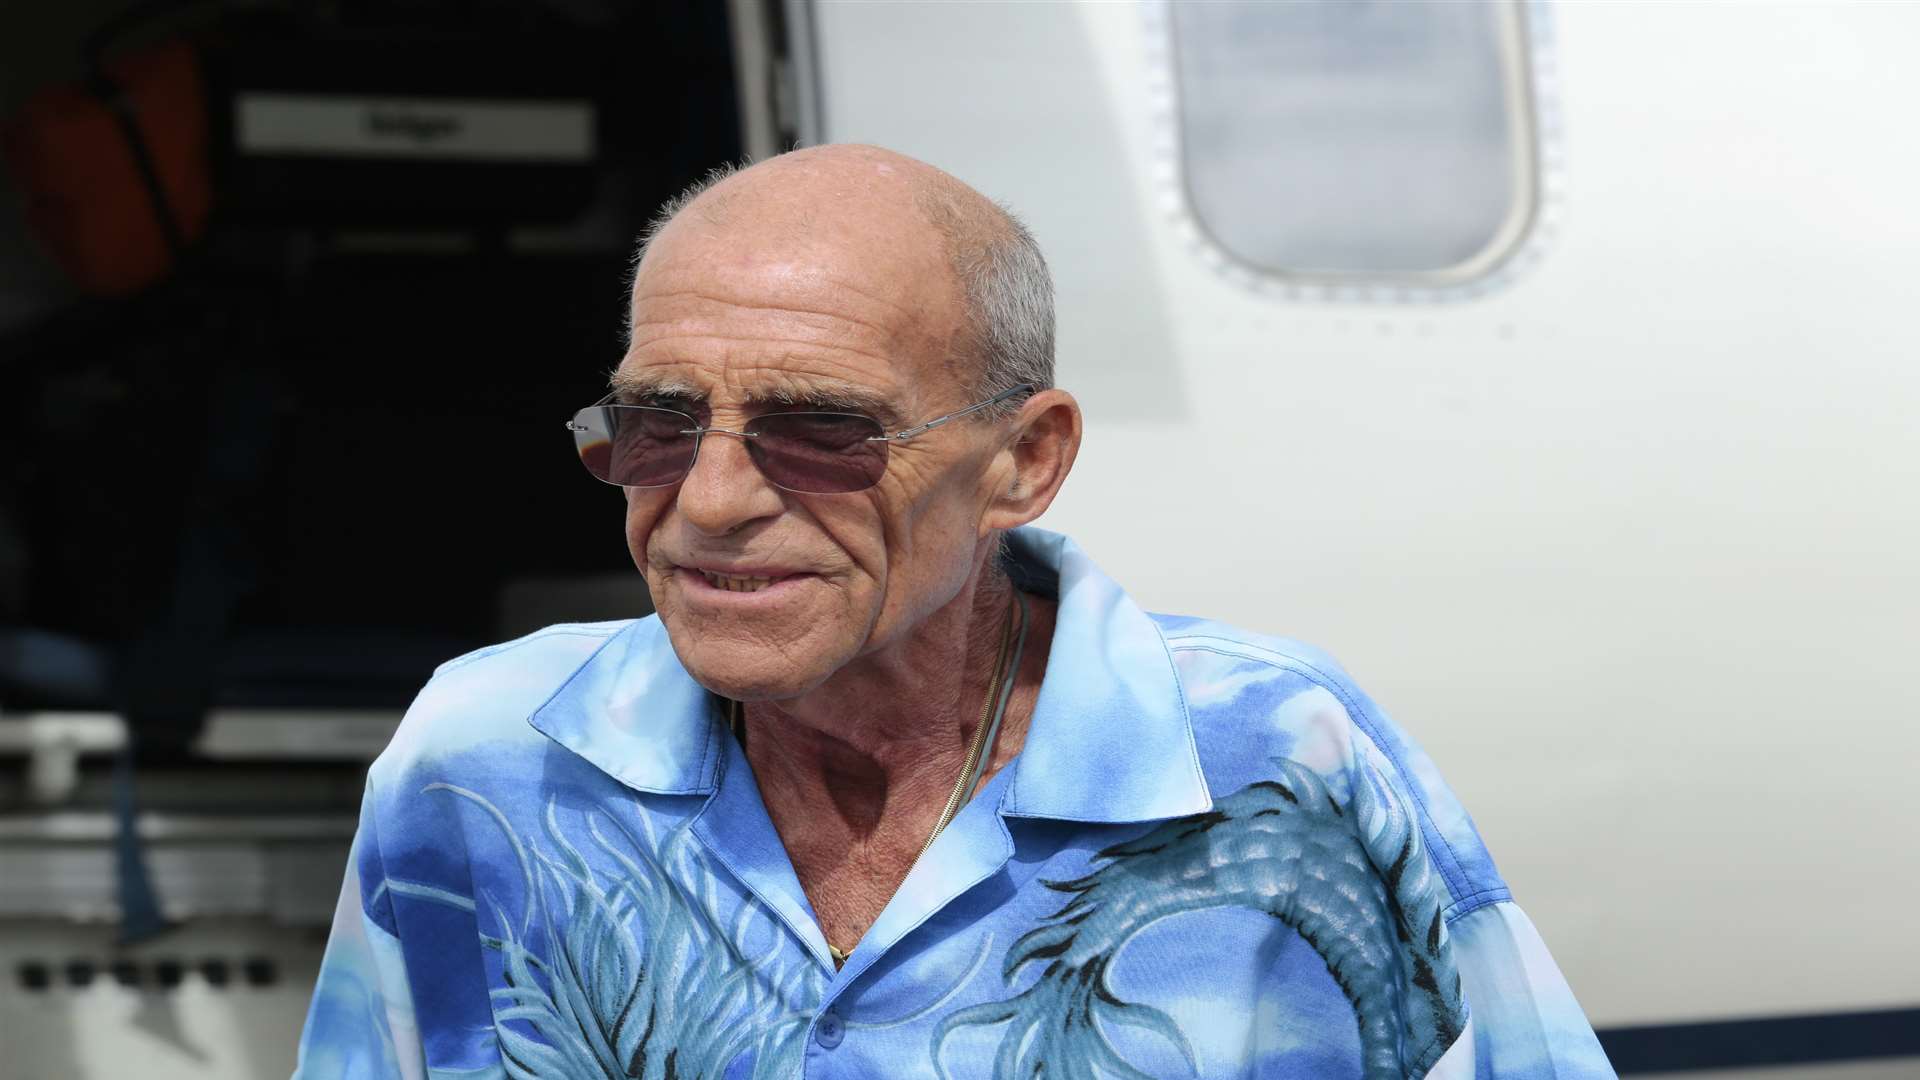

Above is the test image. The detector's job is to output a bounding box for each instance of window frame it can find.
[1150,0,1560,301]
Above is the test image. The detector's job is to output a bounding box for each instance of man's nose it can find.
[675,428,784,535]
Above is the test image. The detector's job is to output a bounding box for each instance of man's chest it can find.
[751,743,1026,968]
[377,768,1430,1079]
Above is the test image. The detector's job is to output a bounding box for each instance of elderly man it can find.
[296,145,1611,1079]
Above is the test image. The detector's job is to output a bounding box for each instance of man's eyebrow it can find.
[606,370,700,402]
[744,382,903,426]
[608,370,905,426]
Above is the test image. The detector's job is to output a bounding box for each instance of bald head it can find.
[630,145,1054,409]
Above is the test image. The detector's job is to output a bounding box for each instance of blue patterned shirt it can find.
[296,527,1614,1079]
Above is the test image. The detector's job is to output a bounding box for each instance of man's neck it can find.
[736,556,1057,957]
[739,560,1028,841]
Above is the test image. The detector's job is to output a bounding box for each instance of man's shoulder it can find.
[431,619,636,681]
[368,619,640,783]
[1149,611,1514,919]
[1148,612,1381,767]
[1148,612,1389,778]
[1149,612,1360,690]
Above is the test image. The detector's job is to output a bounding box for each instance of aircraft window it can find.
[1167,0,1541,288]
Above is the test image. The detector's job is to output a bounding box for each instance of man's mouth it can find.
[700,570,777,593]
[682,566,811,596]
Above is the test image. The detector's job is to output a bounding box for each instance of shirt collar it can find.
[996,527,1213,823]
[528,616,725,795]
[527,526,1213,824]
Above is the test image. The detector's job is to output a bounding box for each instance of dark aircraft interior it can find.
[2,0,747,750]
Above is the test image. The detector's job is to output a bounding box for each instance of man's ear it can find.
[980,389,1082,536]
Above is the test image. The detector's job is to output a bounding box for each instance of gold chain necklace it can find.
[918,588,1023,858]
[727,588,1029,967]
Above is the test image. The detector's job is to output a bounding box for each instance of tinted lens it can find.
[745,412,889,493]
[573,405,699,487]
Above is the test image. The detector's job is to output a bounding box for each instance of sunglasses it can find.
[566,383,1034,494]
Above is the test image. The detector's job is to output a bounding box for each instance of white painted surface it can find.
[809,0,1920,1028]
[0,921,323,1080]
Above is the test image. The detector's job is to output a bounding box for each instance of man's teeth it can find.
[702,571,774,593]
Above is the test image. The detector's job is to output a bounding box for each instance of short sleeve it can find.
[1445,901,1615,1078]
[1279,647,1616,1078]
[292,784,427,1080]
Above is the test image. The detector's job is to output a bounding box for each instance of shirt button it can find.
[814,1010,845,1049]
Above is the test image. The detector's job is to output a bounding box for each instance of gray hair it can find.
[627,162,1055,415]
[942,201,1055,415]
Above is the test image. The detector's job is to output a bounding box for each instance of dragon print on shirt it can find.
[411,784,822,1080]
[408,759,1465,1079]
[932,760,1468,1080]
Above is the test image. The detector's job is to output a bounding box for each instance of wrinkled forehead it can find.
[626,182,970,405]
